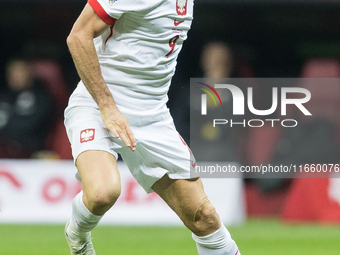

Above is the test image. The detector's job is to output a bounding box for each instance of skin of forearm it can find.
[67,33,116,111]
[66,4,136,149]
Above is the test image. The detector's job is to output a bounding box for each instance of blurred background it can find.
[0,0,340,160]
[1,1,340,254]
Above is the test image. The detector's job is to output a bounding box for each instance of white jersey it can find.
[71,0,194,119]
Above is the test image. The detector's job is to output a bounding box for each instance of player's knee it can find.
[88,185,121,212]
[190,200,221,236]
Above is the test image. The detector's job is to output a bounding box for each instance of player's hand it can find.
[100,106,137,151]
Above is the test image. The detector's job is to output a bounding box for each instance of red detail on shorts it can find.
[80,129,95,143]
[191,161,196,168]
[178,133,187,146]
[235,249,239,255]
[178,133,192,155]
[88,0,117,25]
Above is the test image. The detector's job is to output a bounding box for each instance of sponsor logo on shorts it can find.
[80,129,95,143]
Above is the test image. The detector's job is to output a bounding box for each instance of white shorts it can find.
[64,97,197,193]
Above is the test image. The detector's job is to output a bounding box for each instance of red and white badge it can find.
[176,0,188,16]
[80,129,95,143]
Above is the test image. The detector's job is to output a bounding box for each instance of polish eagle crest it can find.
[176,0,188,16]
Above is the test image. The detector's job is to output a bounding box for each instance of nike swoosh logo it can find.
[191,161,197,168]
[174,20,184,26]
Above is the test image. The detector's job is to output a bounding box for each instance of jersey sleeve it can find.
[88,0,135,25]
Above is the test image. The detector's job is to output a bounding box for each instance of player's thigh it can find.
[76,150,121,205]
[152,175,221,236]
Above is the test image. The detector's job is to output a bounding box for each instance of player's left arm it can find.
[67,3,136,151]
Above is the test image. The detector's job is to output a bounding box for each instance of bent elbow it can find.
[66,33,77,50]
[67,30,93,51]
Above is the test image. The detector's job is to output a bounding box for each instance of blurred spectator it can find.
[0,57,55,158]
[200,41,235,78]
[169,41,246,161]
[194,42,246,161]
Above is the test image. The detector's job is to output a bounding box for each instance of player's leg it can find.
[152,175,240,255]
[75,150,121,216]
[65,150,121,255]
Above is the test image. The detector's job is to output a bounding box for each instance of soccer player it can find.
[64,0,241,254]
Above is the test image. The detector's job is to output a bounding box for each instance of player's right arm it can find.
[67,3,136,151]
